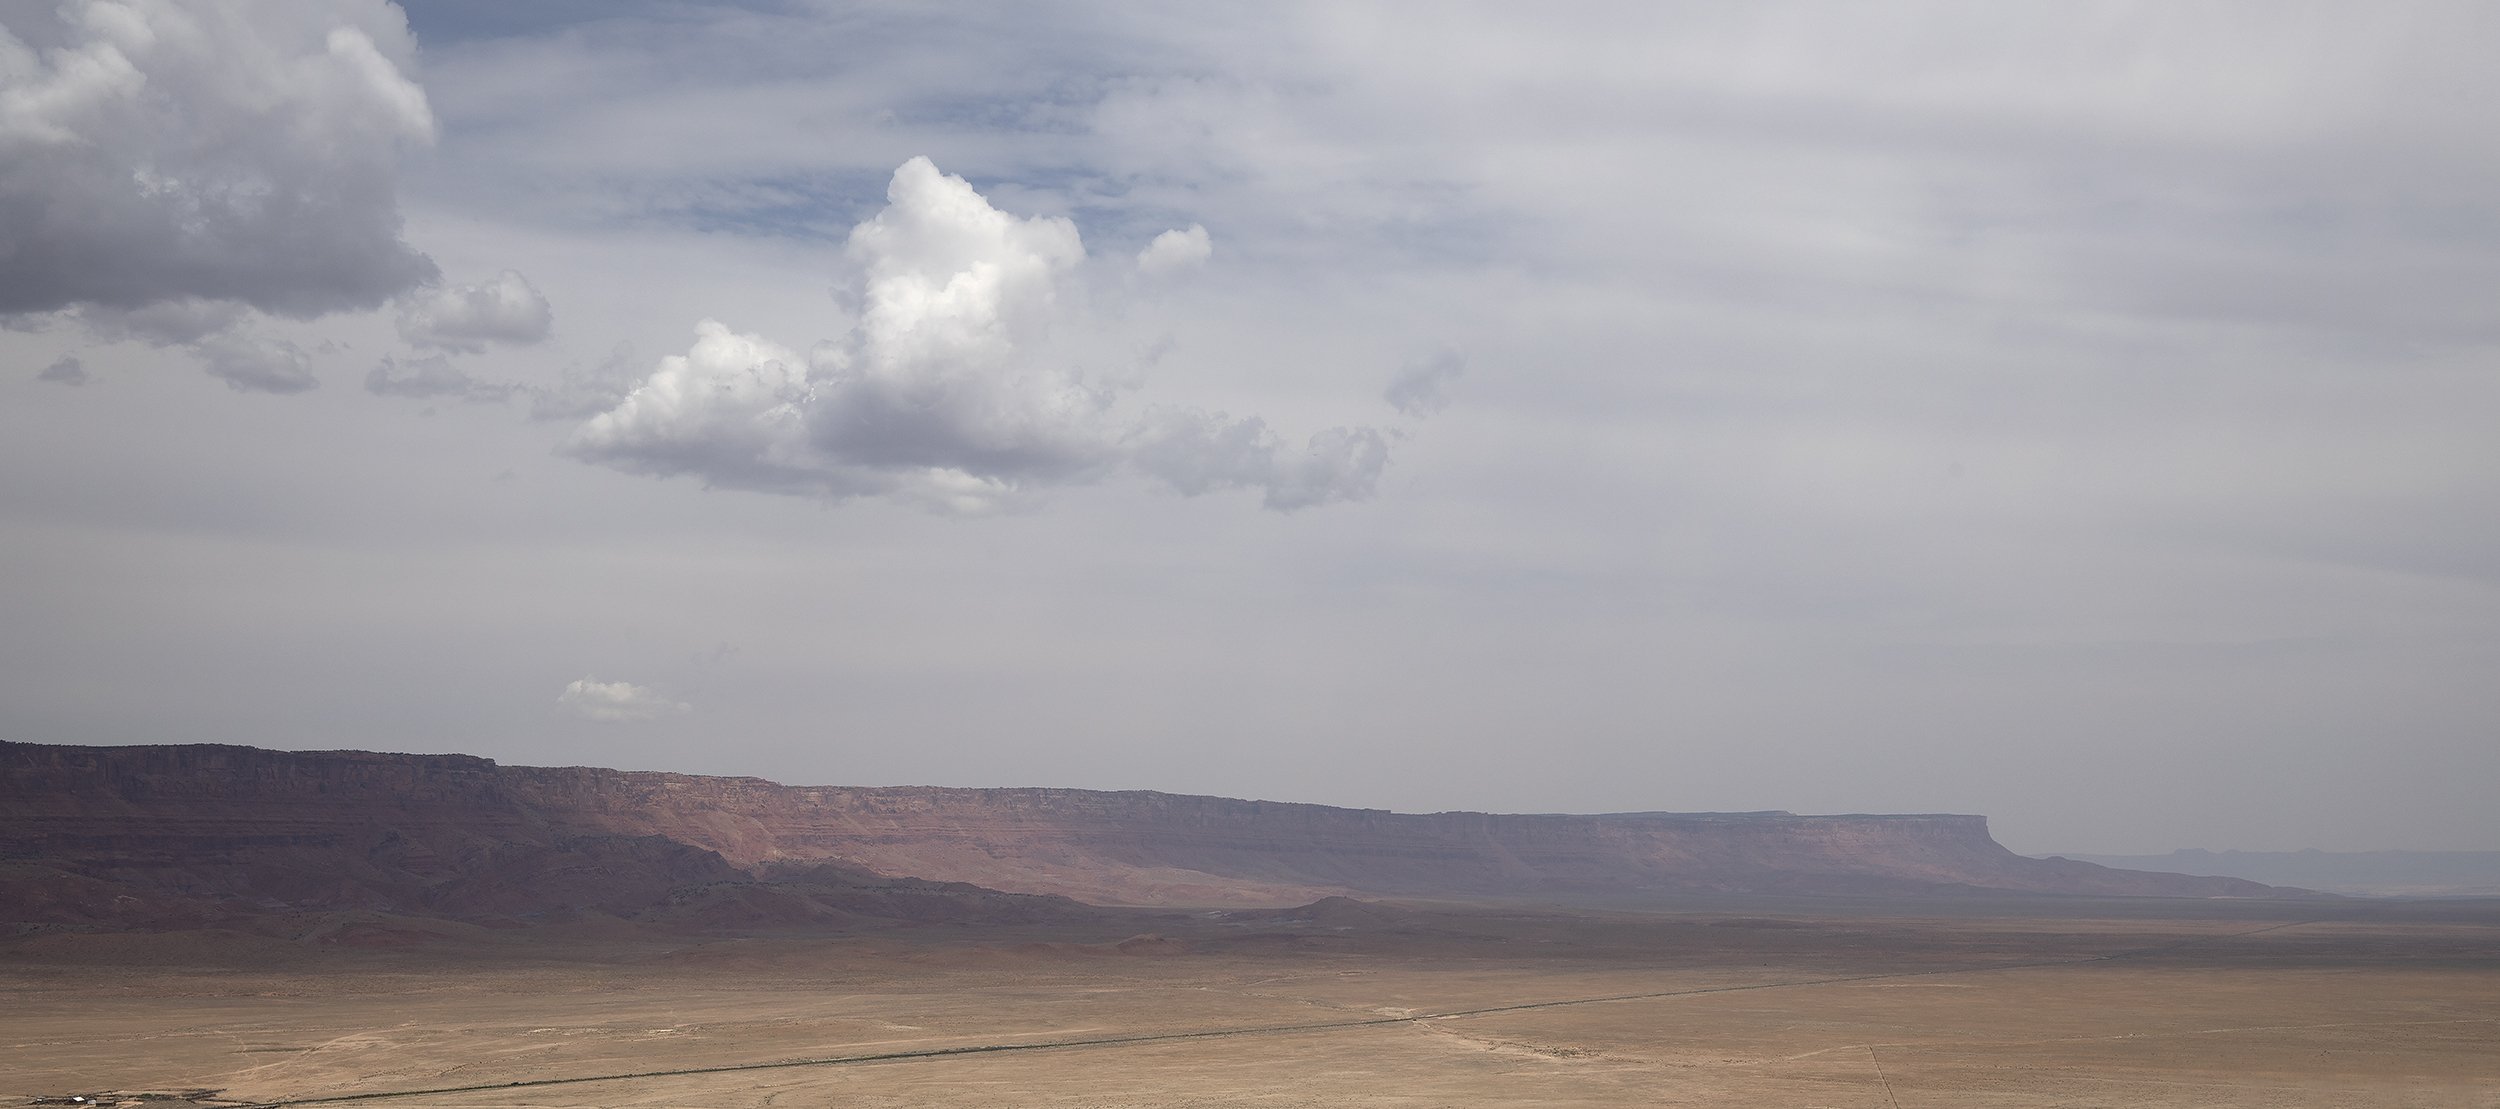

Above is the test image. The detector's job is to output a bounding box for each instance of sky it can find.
[3,1,2496,855]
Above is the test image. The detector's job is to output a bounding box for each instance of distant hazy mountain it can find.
[2044,849,2500,898]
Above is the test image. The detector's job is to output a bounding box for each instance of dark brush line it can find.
[223,1018,1417,1108]
[1869,1044,1902,1109]
[204,961,2098,1107]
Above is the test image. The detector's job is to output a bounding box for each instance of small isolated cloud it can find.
[1383,349,1465,418]
[1136,224,1212,276]
[557,677,690,723]
[366,353,515,402]
[0,0,438,319]
[396,271,554,353]
[1129,409,1390,511]
[193,331,315,394]
[35,354,87,385]
[568,158,1387,513]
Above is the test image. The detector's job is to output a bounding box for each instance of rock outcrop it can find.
[0,741,2294,928]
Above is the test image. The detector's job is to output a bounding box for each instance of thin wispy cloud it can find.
[366,353,515,403]
[1383,350,1463,419]
[34,354,85,386]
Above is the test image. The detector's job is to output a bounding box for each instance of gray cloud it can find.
[366,353,515,403]
[0,0,439,319]
[567,158,1391,513]
[194,331,316,395]
[59,297,322,394]
[1127,409,1389,512]
[527,341,643,422]
[1383,350,1464,418]
[68,299,251,347]
[34,353,84,385]
[395,270,554,353]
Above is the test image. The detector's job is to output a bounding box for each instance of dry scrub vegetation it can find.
[6,897,2497,1107]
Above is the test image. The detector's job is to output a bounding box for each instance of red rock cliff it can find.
[2,741,2287,909]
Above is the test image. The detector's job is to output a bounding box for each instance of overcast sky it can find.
[4,1,2495,854]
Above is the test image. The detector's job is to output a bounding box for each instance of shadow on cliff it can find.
[1,740,2319,943]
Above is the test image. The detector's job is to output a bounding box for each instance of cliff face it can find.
[0,743,1087,929]
[0,742,2288,924]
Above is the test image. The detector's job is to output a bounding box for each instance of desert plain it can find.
[8,894,2498,1108]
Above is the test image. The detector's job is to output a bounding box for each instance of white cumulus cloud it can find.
[395,270,554,353]
[557,677,690,723]
[0,0,438,318]
[567,157,1389,513]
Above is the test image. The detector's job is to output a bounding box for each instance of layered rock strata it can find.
[1,741,2289,924]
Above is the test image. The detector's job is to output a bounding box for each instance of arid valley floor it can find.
[8,895,2497,1108]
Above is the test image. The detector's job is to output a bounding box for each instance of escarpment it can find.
[0,741,2294,928]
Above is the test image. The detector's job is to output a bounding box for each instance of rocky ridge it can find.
[1,742,2294,930]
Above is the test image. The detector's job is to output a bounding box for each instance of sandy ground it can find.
[6,899,2498,1107]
